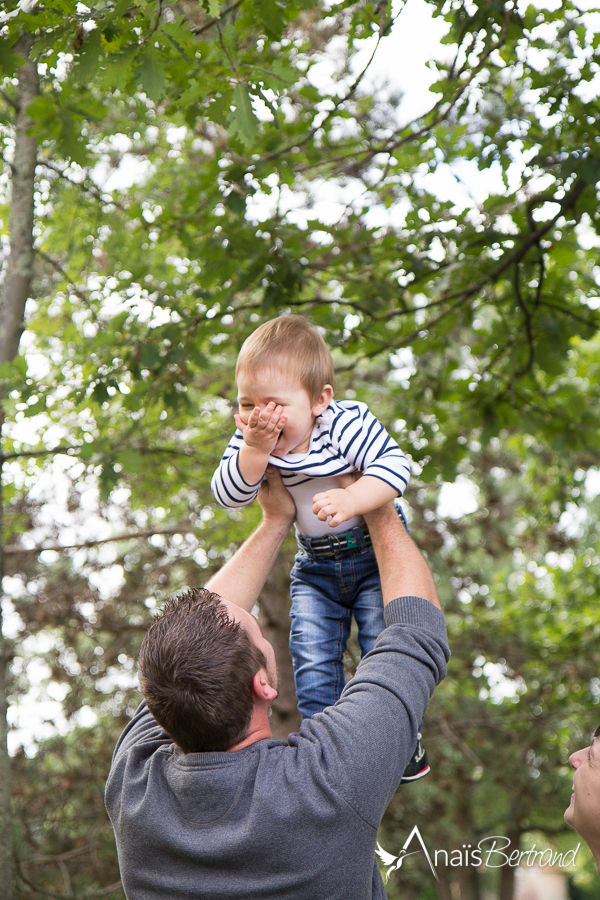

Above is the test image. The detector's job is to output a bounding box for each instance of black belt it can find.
[296,524,372,558]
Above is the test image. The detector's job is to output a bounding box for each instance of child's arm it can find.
[311,400,410,527]
[234,402,287,486]
[312,476,398,528]
[211,404,287,508]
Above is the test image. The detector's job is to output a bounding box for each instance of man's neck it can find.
[227,704,273,752]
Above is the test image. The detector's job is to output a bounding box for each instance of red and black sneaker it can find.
[400,734,430,783]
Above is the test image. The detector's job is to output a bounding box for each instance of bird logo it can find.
[375,844,420,882]
[376,826,439,882]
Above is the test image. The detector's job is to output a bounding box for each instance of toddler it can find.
[211,315,428,782]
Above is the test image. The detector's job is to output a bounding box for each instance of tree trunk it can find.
[0,480,10,900]
[1,38,37,363]
[440,797,482,900]
[498,826,522,900]
[0,33,38,900]
[436,872,454,900]
[456,864,481,900]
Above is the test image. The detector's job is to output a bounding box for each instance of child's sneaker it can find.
[400,733,430,783]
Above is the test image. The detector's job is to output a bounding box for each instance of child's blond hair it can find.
[236,315,335,402]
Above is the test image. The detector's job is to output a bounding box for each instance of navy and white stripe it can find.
[211,400,410,515]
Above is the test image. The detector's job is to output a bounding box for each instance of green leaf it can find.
[219,24,238,63]
[30,27,69,61]
[99,463,120,500]
[251,0,286,38]
[78,441,96,461]
[229,83,258,145]
[178,78,210,107]
[138,344,162,369]
[224,190,246,214]
[254,60,297,92]
[66,94,109,123]
[27,94,60,129]
[0,356,27,381]
[57,109,89,166]
[0,38,21,77]
[97,49,136,92]
[117,448,144,473]
[579,156,600,186]
[137,47,166,103]
[72,27,102,83]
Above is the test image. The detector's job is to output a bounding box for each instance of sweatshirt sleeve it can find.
[211,432,264,508]
[290,596,449,827]
[104,700,173,821]
[330,402,410,496]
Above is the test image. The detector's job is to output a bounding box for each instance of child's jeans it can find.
[289,505,408,719]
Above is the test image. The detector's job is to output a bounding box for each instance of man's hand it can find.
[235,402,287,456]
[258,466,296,527]
[312,487,357,529]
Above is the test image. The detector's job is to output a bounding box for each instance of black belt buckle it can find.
[297,525,370,559]
[327,533,345,555]
[318,530,355,558]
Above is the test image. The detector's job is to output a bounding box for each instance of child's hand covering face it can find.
[236,368,332,458]
[234,402,287,456]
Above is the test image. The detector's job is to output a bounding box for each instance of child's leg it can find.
[289,554,353,718]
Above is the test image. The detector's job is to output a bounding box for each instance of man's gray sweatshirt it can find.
[105,596,449,900]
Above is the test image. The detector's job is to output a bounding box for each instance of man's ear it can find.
[252,669,278,702]
[312,384,333,417]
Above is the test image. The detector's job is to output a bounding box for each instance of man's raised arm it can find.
[363,503,441,610]
[205,467,295,612]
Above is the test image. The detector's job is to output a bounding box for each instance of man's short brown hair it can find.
[138,588,267,753]
[236,315,335,403]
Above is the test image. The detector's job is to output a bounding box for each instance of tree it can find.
[378,407,600,899]
[2,0,600,897]
[0,30,38,898]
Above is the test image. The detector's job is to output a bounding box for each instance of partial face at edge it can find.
[565,735,600,845]
[219,598,278,692]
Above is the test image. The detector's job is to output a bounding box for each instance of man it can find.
[565,725,600,873]
[105,468,449,899]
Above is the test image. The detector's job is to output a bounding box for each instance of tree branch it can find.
[512,261,535,379]
[4,525,196,557]
[39,160,128,213]
[21,844,97,866]
[15,862,70,900]
[190,0,245,36]
[36,252,92,309]
[258,5,404,171]
[538,298,597,329]
[1,443,204,462]
[384,175,588,331]
[294,2,518,178]
[0,89,17,111]
[439,720,484,767]
[1,446,83,462]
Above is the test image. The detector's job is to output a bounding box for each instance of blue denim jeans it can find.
[289,505,408,719]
